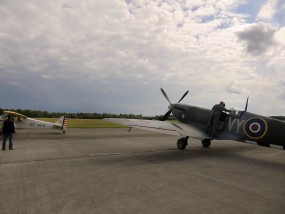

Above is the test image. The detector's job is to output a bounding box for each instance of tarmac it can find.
[0,128,284,214]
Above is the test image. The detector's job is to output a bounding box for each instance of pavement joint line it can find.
[0,148,178,166]
[0,151,5,163]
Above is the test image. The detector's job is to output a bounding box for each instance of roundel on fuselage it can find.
[243,117,268,140]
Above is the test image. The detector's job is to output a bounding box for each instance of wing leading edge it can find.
[4,110,28,121]
[104,118,211,140]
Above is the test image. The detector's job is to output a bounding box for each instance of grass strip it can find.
[36,118,126,128]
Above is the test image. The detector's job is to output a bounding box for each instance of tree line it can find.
[0,108,283,121]
[0,108,177,120]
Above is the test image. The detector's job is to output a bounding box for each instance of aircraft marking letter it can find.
[228,117,245,134]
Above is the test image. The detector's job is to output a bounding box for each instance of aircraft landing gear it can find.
[202,139,211,148]
[177,137,189,150]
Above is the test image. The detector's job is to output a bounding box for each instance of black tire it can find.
[177,138,187,150]
[202,139,211,148]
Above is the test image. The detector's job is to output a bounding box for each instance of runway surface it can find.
[0,128,284,214]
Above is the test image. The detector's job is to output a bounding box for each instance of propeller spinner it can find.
[160,88,189,121]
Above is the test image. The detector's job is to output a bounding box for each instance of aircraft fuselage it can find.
[171,103,285,147]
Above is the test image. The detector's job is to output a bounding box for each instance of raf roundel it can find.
[243,117,268,140]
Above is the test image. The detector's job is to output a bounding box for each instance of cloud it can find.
[226,81,248,95]
[256,0,278,22]
[236,23,278,55]
[278,92,285,100]
[0,0,284,116]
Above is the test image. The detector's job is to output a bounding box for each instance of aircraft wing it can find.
[104,118,211,140]
[4,110,28,122]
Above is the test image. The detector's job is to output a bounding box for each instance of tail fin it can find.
[244,96,249,112]
[54,116,68,132]
[62,116,68,130]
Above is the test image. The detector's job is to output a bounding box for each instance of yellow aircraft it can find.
[0,111,67,133]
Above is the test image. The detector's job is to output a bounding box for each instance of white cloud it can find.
[0,0,284,116]
[256,0,278,22]
[226,81,248,94]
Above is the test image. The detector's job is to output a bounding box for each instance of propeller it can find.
[159,88,189,121]
[178,90,189,103]
[160,88,172,104]
[160,110,172,121]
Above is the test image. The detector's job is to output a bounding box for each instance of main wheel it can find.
[202,139,211,148]
[177,138,187,150]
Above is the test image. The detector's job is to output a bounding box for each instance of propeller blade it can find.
[160,88,172,104]
[160,110,171,121]
[178,90,189,103]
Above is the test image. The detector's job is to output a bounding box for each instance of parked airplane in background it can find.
[0,111,67,133]
[105,88,285,150]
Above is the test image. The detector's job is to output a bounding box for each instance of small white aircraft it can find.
[0,111,67,133]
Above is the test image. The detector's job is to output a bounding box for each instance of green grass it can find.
[36,118,178,128]
[36,118,127,128]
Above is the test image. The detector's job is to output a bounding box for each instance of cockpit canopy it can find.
[229,108,244,118]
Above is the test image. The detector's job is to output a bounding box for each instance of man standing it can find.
[2,115,16,150]
[207,101,230,137]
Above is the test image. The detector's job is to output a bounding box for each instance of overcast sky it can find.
[0,0,285,116]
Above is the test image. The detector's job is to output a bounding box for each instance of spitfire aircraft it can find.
[0,111,67,133]
[105,88,285,150]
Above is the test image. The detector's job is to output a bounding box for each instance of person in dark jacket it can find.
[2,115,16,150]
[207,101,230,137]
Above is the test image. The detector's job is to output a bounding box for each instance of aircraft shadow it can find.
[94,145,285,171]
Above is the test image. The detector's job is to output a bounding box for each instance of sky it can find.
[0,0,285,116]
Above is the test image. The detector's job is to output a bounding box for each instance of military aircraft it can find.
[105,88,285,150]
[0,111,67,133]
